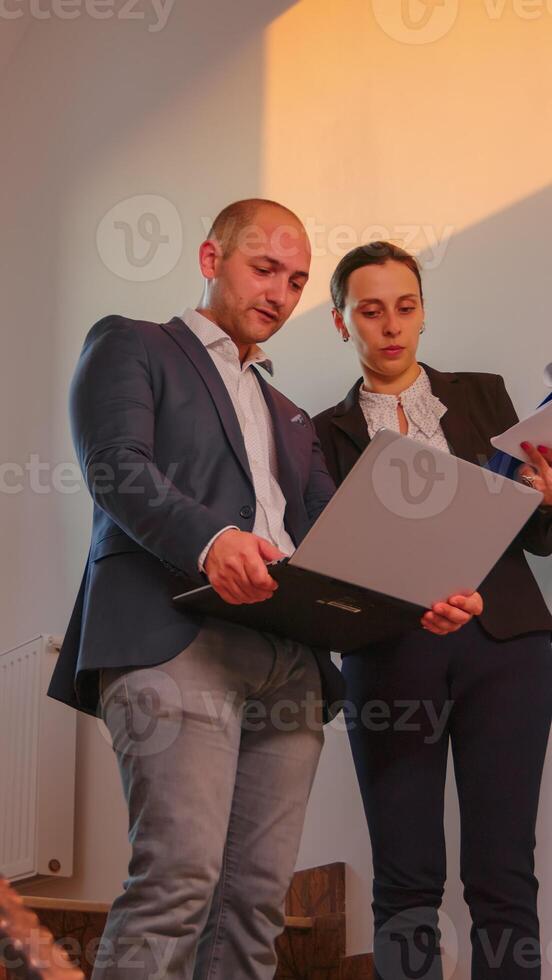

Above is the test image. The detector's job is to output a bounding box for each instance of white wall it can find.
[2,2,550,976]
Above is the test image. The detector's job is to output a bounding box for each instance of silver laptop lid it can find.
[290,428,542,608]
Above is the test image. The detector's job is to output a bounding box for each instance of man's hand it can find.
[518,442,552,507]
[204,529,286,605]
[421,592,484,636]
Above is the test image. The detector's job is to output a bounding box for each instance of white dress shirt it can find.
[358,365,451,454]
[180,308,296,570]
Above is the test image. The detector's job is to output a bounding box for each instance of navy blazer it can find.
[47,315,345,718]
[314,363,552,641]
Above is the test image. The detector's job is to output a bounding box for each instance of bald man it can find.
[49,198,479,979]
[48,199,343,980]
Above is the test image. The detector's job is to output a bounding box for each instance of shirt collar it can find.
[180,307,274,376]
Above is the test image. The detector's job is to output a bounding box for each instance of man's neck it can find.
[195,306,252,364]
[362,360,421,396]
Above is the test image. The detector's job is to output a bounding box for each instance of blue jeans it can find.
[91,616,324,980]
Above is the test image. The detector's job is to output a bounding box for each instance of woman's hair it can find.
[330,241,424,312]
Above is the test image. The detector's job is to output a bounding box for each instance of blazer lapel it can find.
[161,317,253,486]
[330,378,370,453]
[420,362,480,463]
[253,370,300,506]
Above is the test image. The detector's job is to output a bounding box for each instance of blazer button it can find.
[240,505,253,519]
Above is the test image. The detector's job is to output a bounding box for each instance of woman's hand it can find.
[518,442,552,507]
[421,592,484,636]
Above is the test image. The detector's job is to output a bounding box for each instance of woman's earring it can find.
[342,333,349,343]
[420,323,426,334]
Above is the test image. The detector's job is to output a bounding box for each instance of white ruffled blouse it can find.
[358,366,451,454]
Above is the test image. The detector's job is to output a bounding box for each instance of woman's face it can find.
[334,260,424,380]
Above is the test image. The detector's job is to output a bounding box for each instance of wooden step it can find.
[276,912,345,980]
[276,863,346,979]
[18,895,314,931]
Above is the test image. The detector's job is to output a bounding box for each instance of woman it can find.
[314,243,552,980]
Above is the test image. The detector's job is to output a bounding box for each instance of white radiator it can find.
[0,635,76,882]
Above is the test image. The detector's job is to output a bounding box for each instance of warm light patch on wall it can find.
[261,0,552,312]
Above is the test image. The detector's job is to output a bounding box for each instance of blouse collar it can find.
[359,365,448,438]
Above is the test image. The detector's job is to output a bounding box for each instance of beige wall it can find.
[2,1,551,974]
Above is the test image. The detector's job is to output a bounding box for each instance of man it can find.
[48,199,481,979]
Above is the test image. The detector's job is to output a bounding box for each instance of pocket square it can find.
[291,413,306,426]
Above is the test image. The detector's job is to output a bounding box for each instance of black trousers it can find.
[341,619,552,980]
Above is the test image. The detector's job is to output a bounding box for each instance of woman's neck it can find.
[362,360,421,396]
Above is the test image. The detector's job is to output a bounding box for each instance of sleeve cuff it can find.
[198,526,240,572]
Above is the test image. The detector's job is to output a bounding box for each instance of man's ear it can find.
[199,239,223,279]
[332,308,349,342]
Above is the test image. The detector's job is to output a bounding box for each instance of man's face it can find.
[200,206,311,352]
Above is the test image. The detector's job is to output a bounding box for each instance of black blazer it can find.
[47,315,345,718]
[314,363,552,640]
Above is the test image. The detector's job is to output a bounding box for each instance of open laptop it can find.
[173,429,543,652]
